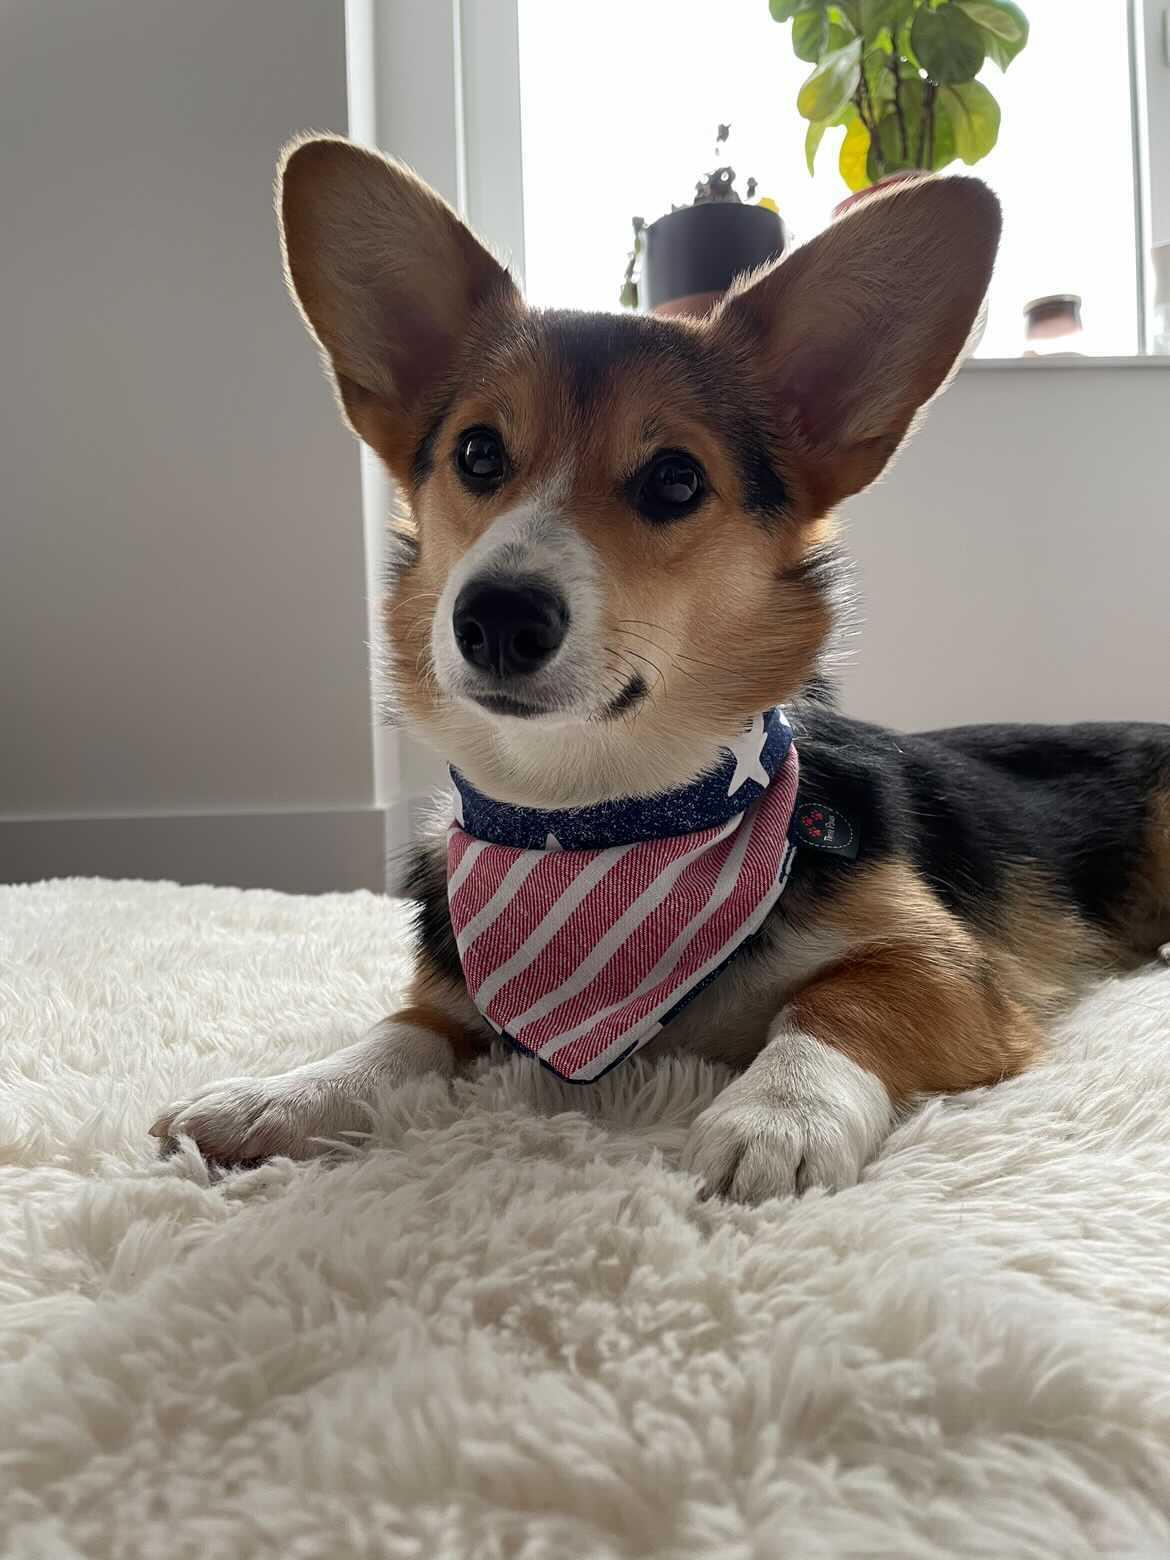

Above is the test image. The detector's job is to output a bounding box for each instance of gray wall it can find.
[843,362,1169,730]
[0,0,383,890]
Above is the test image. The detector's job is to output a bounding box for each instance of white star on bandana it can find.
[725,713,771,797]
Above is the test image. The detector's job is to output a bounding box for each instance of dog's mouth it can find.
[469,692,555,720]
[467,674,647,724]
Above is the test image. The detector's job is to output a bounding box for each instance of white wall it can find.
[841,361,1170,730]
[0,0,383,890]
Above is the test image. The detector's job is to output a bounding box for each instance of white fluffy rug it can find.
[5,878,1170,1558]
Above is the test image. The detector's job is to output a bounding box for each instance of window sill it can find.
[967,355,1170,370]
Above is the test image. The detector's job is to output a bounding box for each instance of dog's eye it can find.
[456,428,507,489]
[637,451,705,522]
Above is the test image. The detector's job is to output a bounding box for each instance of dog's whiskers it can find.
[607,642,666,691]
[387,589,442,617]
[614,619,738,678]
[612,630,723,690]
[595,659,650,726]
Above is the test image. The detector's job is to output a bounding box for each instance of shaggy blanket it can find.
[4,877,1170,1559]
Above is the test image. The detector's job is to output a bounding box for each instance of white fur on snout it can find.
[431,494,604,718]
[150,1021,454,1165]
[682,1028,894,1203]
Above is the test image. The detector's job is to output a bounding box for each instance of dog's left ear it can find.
[278,135,520,479]
[710,176,1000,514]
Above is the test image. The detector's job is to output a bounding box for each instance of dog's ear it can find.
[710,176,1000,514]
[278,135,521,480]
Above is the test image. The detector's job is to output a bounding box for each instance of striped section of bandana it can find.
[446,709,799,1083]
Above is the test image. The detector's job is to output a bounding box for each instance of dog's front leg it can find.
[151,971,487,1165]
[682,944,1040,1203]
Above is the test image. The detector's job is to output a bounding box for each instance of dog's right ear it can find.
[278,135,520,480]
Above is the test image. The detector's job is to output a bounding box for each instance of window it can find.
[517,0,1143,356]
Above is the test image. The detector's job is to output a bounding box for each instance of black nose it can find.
[452,580,568,677]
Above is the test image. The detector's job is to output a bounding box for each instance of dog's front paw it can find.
[681,1031,892,1203]
[151,1019,457,1166]
[150,1072,361,1164]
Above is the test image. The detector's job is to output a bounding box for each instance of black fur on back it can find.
[788,706,1170,934]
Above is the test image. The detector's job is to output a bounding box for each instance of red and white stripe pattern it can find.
[446,726,800,1083]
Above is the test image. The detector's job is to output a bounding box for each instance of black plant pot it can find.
[642,202,787,314]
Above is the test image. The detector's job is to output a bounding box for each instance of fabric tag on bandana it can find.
[446,710,800,1083]
[789,800,860,859]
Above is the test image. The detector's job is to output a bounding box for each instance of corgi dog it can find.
[152,138,1170,1202]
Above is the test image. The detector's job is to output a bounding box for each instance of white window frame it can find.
[344,0,528,839]
[1135,0,1170,351]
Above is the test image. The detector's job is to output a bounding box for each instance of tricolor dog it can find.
[152,138,1170,1202]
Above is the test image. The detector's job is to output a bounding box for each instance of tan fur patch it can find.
[991,874,1115,1016]
[393,958,494,1064]
[786,861,1047,1100]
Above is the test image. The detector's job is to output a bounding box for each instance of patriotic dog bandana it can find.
[446,709,800,1083]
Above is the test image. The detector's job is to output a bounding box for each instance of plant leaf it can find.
[865,46,895,105]
[870,75,917,169]
[793,11,854,58]
[979,32,1012,70]
[771,0,828,20]
[897,12,921,70]
[957,0,1027,40]
[958,0,1029,69]
[792,8,830,59]
[863,76,962,173]
[889,83,959,171]
[911,3,987,83]
[839,114,871,190]
[928,94,959,169]
[939,79,1001,162]
[875,111,913,171]
[861,0,902,36]
[956,0,1028,55]
[826,3,859,33]
[797,36,863,121]
[805,119,827,174]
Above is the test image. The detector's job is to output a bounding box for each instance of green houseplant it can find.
[769,0,1029,192]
